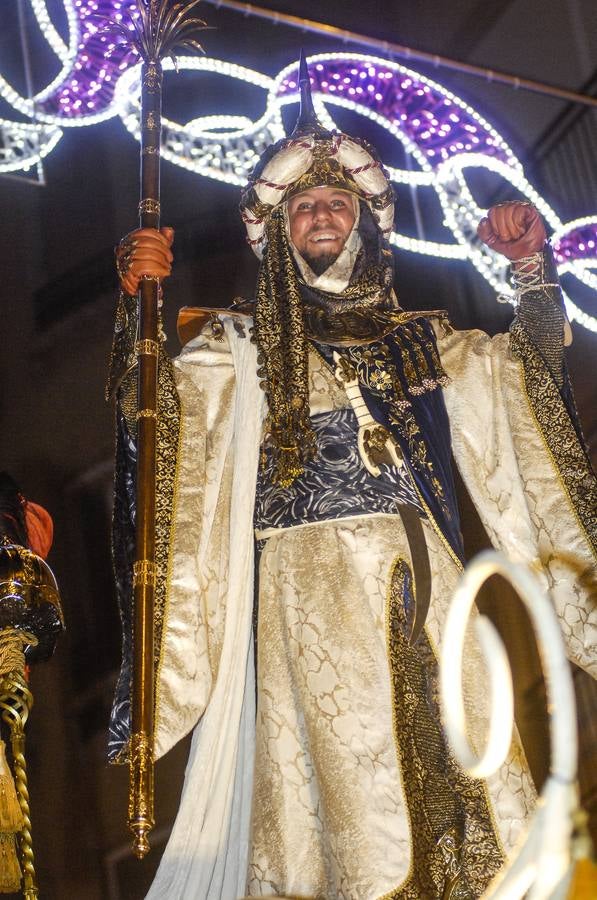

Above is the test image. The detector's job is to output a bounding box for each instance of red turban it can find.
[24,501,54,560]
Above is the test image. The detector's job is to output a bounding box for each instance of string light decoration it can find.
[2,6,596,330]
[0,1,139,133]
[0,119,63,174]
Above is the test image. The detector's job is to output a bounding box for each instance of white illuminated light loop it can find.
[0,1,124,129]
[0,0,79,172]
[0,0,79,114]
[273,82,435,181]
[551,215,597,246]
[551,216,597,296]
[2,22,596,328]
[433,155,597,328]
[272,52,518,166]
[29,0,80,103]
[116,56,487,256]
[186,115,256,136]
[115,57,281,185]
[30,0,75,61]
[0,118,62,173]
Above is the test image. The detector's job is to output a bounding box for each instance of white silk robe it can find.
[145,317,596,900]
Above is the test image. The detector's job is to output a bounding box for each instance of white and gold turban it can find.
[240,57,395,255]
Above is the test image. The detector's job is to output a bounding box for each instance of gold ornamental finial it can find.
[100,0,207,64]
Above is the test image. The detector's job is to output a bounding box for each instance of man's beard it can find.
[302,250,340,276]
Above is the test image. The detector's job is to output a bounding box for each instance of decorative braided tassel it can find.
[0,630,37,896]
[275,445,303,489]
[0,738,23,832]
[0,831,21,892]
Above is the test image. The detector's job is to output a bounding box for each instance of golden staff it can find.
[105,0,206,858]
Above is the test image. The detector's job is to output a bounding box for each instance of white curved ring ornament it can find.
[1,9,596,328]
[440,550,580,900]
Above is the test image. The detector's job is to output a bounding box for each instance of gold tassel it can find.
[394,332,420,392]
[0,739,23,833]
[413,321,450,389]
[274,445,303,489]
[0,831,22,893]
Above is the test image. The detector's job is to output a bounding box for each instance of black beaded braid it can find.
[254,207,316,487]
[253,203,402,487]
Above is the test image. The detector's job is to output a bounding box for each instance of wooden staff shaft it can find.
[129,58,162,860]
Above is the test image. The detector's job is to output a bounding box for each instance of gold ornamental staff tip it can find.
[101,0,206,858]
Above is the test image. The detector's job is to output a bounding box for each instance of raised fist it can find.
[477,201,546,261]
[115,226,174,295]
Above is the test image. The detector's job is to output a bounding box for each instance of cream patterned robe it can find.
[144,317,596,900]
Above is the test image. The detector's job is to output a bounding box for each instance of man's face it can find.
[287,187,356,275]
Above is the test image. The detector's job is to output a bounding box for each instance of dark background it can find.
[1,2,596,897]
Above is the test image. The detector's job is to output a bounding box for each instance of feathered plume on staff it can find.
[100,0,206,858]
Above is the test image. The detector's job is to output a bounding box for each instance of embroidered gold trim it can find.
[127,731,155,822]
[143,64,162,92]
[412,483,463,573]
[510,323,597,557]
[153,373,185,744]
[135,339,159,357]
[151,353,182,732]
[253,207,317,487]
[138,198,161,216]
[136,408,157,420]
[422,629,508,866]
[107,288,181,762]
[303,304,451,346]
[382,557,503,897]
[132,560,157,587]
[106,291,137,402]
[144,111,158,131]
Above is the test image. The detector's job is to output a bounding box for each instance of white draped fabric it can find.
[148,320,264,898]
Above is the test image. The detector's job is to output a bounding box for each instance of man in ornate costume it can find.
[108,64,596,899]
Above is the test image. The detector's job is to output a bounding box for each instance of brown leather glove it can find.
[115,226,174,295]
[477,202,546,260]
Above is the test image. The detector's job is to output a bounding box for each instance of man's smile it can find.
[309,231,342,243]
